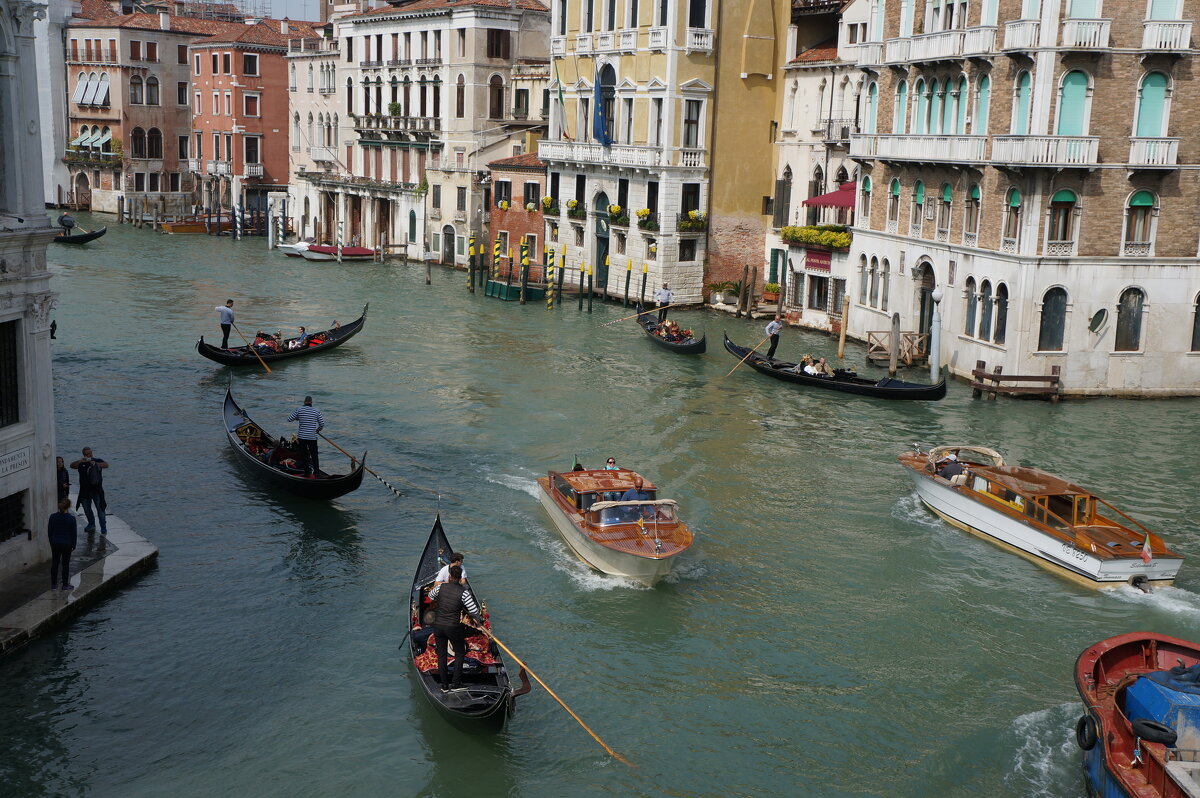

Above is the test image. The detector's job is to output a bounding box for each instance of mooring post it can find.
[837,295,850,360]
[972,360,985,399]
[623,260,631,307]
[889,312,901,376]
[586,263,593,313]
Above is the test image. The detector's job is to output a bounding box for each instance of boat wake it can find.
[525,522,647,591]
[891,492,943,530]
[1107,583,1200,614]
[483,470,541,500]
[1003,702,1080,798]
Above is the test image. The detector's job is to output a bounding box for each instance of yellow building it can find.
[540,0,791,303]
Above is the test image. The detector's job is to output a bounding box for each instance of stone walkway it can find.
[0,504,157,657]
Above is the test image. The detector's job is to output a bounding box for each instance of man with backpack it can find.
[70,446,109,535]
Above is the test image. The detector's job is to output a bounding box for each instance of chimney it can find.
[159,10,170,29]
[280,19,288,33]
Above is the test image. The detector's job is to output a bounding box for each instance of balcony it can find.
[618,29,637,51]
[596,32,615,51]
[818,118,859,145]
[288,38,338,53]
[961,25,997,55]
[856,41,884,66]
[319,86,336,95]
[355,114,441,134]
[66,49,119,64]
[1143,21,1192,51]
[991,135,1099,167]
[1061,18,1110,49]
[415,57,442,66]
[1129,137,1179,167]
[310,146,336,162]
[575,33,593,54]
[850,134,987,164]
[187,158,201,172]
[360,59,383,68]
[648,27,668,49]
[677,148,705,167]
[245,163,264,178]
[686,28,714,54]
[387,58,409,67]
[539,140,665,168]
[884,37,910,62]
[1002,20,1040,51]
[206,160,231,176]
[907,29,965,62]
[551,36,566,55]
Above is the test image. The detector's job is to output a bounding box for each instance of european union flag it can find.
[592,77,612,147]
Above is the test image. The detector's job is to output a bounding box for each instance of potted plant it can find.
[499,199,510,210]
[566,198,586,220]
[388,101,402,117]
[762,282,781,302]
[636,207,658,231]
[542,195,559,215]
[679,209,707,232]
[705,280,740,305]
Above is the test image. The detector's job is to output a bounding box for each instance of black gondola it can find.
[634,304,706,354]
[222,389,365,500]
[723,332,947,400]
[52,227,107,244]
[405,517,526,730]
[197,304,368,366]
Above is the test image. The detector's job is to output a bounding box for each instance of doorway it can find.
[73,173,91,210]
[915,260,936,345]
[441,224,455,264]
[593,191,610,294]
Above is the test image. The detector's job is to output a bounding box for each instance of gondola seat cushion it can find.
[413,631,498,671]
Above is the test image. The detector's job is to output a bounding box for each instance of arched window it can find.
[1134,71,1170,138]
[390,76,399,106]
[911,180,925,232]
[954,76,968,134]
[894,80,908,133]
[307,112,314,145]
[403,76,412,115]
[363,80,372,115]
[147,127,162,159]
[937,183,952,233]
[1124,190,1157,255]
[71,71,87,104]
[455,74,465,118]
[964,184,981,240]
[145,75,159,105]
[1003,187,1022,245]
[860,176,872,219]
[1048,189,1078,251]
[1115,287,1146,352]
[308,64,314,91]
[488,75,504,120]
[979,280,994,341]
[409,210,417,241]
[333,113,339,146]
[346,76,354,115]
[880,258,890,311]
[858,254,869,304]
[289,63,296,91]
[914,78,927,134]
[432,76,442,118]
[866,81,879,134]
[869,256,880,307]
[376,77,384,116]
[1012,71,1031,134]
[130,74,144,104]
[292,113,300,149]
[1191,293,1200,352]
[887,178,901,224]
[994,284,1009,345]
[130,126,146,158]
[974,75,990,133]
[964,277,978,335]
[1038,287,1068,351]
[1056,70,1090,135]
[928,79,941,135]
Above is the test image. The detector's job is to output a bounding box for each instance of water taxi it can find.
[536,468,694,586]
[898,445,1183,589]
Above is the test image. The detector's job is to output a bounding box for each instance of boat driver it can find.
[619,476,654,521]
[937,453,965,480]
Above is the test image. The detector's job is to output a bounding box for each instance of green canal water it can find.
[4,213,1200,797]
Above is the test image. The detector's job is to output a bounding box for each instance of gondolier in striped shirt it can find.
[286,396,325,478]
[215,299,235,349]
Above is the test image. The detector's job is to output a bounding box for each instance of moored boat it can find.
[277,239,313,257]
[161,216,232,234]
[405,516,526,730]
[635,304,705,354]
[196,305,367,366]
[899,445,1183,589]
[298,244,376,261]
[723,332,945,400]
[536,467,694,586]
[52,226,107,244]
[1074,632,1200,797]
[222,389,365,500]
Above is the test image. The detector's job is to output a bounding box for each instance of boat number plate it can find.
[1061,543,1088,562]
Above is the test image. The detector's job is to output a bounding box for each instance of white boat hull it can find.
[277,242,310,257]
[907,472,1181,588]
[538,488,677,586]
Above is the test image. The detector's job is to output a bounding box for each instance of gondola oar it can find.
[724,335,770,378]
[231,323,272,373]
[468,622,635,769]
[317,432,403,497]
[599,304,680,327]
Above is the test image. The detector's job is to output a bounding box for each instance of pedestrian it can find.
[48,498,78,591]
[56,456,70,502]
[215,299,235,349]
[765,314,784,360]
[286,395,325,478]
[654,282,673,323]
[70,447,108,535]
[428,565,484,692]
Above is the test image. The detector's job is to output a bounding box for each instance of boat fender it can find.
[1075,714,1098,751]
[1132,718,1178,747]
[1131,575,1151,594]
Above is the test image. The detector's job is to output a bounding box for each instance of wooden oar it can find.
[724,335,770,378]
[318,431,450,499]
[600,304,679,327]
[231,323,272,373]
[468,623,635,768]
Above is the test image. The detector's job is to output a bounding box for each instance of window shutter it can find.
[772,179,790,227]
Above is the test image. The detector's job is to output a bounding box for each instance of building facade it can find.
[285,31,346,241]
[34,0,73,206]
[487,152,547,279]
[0,0,61,581]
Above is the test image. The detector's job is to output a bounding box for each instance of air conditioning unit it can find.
[925,204,936,221]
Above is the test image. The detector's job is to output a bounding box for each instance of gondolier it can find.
[215,299,235,349]
[57,212,75,232]
[286,396,325,478]
[428,564,484,692]
[654,283,673,323]
[765,315,784,360]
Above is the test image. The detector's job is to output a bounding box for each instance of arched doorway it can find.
[302,196,310,238]
[73,172,91,210]
[441,224,455,264]
[321,192,337,243]
[915,260,936,343]
[593,191,610,294]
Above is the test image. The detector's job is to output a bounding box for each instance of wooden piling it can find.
[837,295,850,360]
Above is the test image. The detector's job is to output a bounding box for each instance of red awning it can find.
[802,182,856,208]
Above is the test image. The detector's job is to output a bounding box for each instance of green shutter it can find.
[929,80,942,135]
[914,181,925,204]
[862,176,872,193]
[1150,0,1181,20]
[975,76,990,132]
[970,184,981,200]
[1014,72,1031,134]
[1056,71,1089,136]
[890,179,900,197]
[941,184,953,202]
[1008,188,1022,207]
[895,81,908,133]
[915,80,927,134]
[1068,0,1098,17]
[1051,189,1077,203]
[1136,72,1169,138]
[956,78,968,134]
[867,83,879,135]
[1129,190,1155,207]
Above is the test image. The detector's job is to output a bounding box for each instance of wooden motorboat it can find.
[162,216,233,234]
[899,445,1183,589]
[53,226,107,244]
[1074,632,1200,797]
[222,389,365,500]
[197,305,367,366]
[635,304,705,354]
[405,516,527,730]
[298,244,376,261]
[536,467,694,586]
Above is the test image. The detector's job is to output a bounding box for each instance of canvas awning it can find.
[802,182,856,208]
[95,130,112,147]
[69,132,88,146]
[79,131,101,148]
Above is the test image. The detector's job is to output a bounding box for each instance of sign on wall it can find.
[0,447,30,479]
[806,249,831,272]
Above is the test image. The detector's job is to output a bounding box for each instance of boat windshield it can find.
[591,503,676,526]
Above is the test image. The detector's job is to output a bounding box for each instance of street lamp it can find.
[930,286,944,381]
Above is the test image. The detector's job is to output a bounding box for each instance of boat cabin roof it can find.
[971,465,1090,498]
[553,469,658,494]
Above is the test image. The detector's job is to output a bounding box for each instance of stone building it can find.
[34,0,73,206]
[0,0,61,582]
[487,152,547,279]
[285,30,347,242]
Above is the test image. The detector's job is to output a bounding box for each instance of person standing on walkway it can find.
[56,456,70,502]
[428,565,483,692]
[70,447,108,535]
[286,396,325,478]
[655,283,673,323]
[215,299,235,349]
[48,498,78,591]
[765,314,784,360]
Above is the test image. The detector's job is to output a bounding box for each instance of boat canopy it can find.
[929,445,1005,467]
[588,499,677,511]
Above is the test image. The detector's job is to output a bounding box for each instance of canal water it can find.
[4,213,1200,797]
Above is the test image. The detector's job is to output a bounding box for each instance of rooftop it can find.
[790,37,840,64]
[343,0,549,20]
[487,152,545,171]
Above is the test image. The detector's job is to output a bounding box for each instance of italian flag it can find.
[1141,532,1153,564]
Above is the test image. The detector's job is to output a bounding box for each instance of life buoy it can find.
[1132,718,1177,746]
[1076,714,1098,751]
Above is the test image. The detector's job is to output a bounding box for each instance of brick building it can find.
[487,152,546,279]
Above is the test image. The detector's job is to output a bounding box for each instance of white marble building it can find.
[33,0,73,206]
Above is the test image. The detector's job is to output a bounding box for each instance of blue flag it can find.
[592,77,612,147]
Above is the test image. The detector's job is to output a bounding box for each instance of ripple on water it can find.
[1003,702,1083,798]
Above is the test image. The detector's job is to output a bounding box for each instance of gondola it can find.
[222,388,365,500]
[405,517,527,730]
[197,304,367,366]
[634,304,706,354]
[52,226,107,244]
[723,332,947,400]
